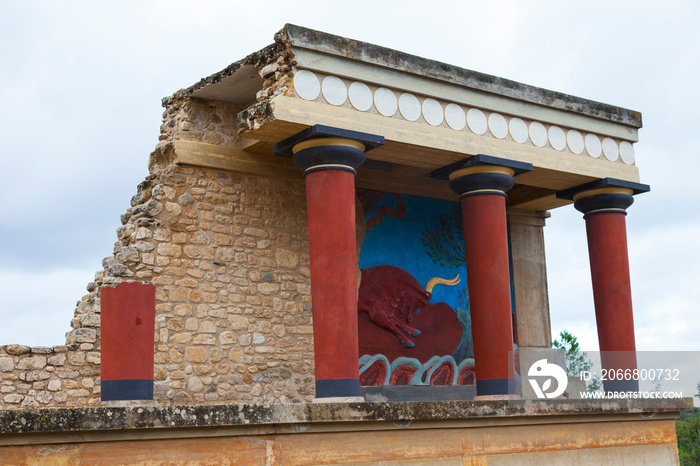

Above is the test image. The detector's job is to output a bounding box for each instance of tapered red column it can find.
[444,155,532,398]
[275,125,383,399]
[559,178,650,393]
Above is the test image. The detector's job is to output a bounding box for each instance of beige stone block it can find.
[71,328,97,343]
[185,347,207,363]
[154,366,167,381]
[255,346,275,354]
[228,315,250,332]
[185,318,199,331]
[54,391,68,402]
[276,248,299,269]
[187,376,204,392]
[157,243,182,258]
[17,356,47,371]
[4,345,31,356]
[215,364,230,374]
[63,380,79,389]
[79,313,101,328]
[167,318,184,332]
[47,379,61,391]
[170,333,192,344]
[67,389,90,397]
[3,394,23,403]
[229,349,244,363]
[86,352,101,364]
[154,352,170,364]
[193,365,213,376]
[198,321,216,333]
[169,287,187,302]
[219,331,236,345]
[193,334,216,345]
[0,357,14,372]
[174,304,193,316]
[169,349,183,363]
[67,352,86,366]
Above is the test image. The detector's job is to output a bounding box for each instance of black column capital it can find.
[273,124,384,176]
[431,154,532,198]
[557,178,650,218]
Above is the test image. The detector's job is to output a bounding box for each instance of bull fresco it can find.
[356,189,475,386]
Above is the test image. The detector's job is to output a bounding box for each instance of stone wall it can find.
[1,162,322,409]
[0,35,353,408]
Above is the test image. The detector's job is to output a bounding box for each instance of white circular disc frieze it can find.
[567,130,584,154]
[509,118,528,143]
[602,138,619,161]
[619,141,635,165]
[422,98,444,126]
[321,75,347,106]
[445,103,466,130]
[294,70,320,101]
[398,93,421,121]
[488,113,508,139]
[467,108,487,135]
[529,121,548,147]
[585,134,602,158]
[548,126,566,151]
[374,87,398,117]
[348,82,372,111]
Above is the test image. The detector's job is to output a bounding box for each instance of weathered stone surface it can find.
[185,347,207,363]
[16,356,47,371]
[0,357,14,372]
[4,345,31,356]
[47,380,62,391]
[30,346,53,354]
[79,313,101,328]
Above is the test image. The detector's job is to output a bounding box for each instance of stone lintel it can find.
[237,97,641,194]
[283,24,642,129]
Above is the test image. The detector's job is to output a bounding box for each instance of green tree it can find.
[677,408,700,465]
[552,330,601,392]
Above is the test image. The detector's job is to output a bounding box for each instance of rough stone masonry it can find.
[0,27,332,409]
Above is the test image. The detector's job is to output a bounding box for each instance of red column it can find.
[274,125,383,399]
[447,155,531,397]
[101,281,155,401]
[574,187,641,393]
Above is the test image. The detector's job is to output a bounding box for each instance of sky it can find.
[1,0,698,385]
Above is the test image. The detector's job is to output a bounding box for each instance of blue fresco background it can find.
[357,190,467,317]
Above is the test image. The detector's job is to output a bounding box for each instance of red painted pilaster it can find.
[100,281,155,401]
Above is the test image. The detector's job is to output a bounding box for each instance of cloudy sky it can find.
[1,0,698,377]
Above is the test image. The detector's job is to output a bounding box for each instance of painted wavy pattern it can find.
[359,354,475,386]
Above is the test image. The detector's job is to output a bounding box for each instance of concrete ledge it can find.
[0,398,692,438]
[1,399,690,464]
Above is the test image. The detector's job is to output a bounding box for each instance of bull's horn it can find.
[425,274,461,294]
